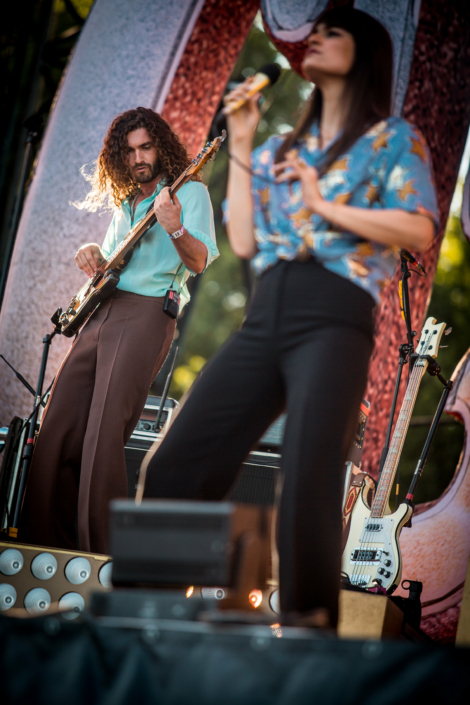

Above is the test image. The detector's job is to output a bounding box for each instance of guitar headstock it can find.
[170,132,226,195]
[416,317,447,359]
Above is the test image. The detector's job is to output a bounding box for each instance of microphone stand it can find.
[377,252,452,515]
[377,255,416,482]
[10,308,62,533]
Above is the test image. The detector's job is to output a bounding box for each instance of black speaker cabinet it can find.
[125,400,369,505]
[125,398,281,505]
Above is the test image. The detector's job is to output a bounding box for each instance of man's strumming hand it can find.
[75,243,105,278]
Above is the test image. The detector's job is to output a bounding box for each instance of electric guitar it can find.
[58,132,226,338]
[341,317,446,593]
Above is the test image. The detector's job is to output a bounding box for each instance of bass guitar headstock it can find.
[416,317,447,359]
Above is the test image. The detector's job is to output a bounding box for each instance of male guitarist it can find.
[20,107,218,554]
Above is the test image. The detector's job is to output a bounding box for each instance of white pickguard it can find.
[342,489,413,592]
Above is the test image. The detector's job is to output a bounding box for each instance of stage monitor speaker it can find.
[109,500,270,600]
[0,541,111,619]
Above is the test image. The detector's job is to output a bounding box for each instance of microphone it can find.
[400,249,427,277]
[222,63,281,115]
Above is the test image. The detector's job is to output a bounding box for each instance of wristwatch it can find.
[168,225,185,240]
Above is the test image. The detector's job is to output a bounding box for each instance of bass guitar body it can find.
[341,318,447,594]
[342,495,413,592]
[59,270,120,338]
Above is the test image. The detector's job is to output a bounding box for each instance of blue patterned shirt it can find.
[250,117,438,303]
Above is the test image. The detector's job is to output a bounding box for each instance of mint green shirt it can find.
[101,181,218,308]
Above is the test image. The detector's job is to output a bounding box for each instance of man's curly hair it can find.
[76,107,200,212]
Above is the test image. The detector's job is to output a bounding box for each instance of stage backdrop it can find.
[0,0,469,642]
[0,0,258,425]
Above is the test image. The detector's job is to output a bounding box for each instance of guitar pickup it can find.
[350,548,381,564]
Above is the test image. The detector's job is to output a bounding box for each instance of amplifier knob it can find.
[24,587,51,615]
[59,592,85,620]
[65,557,91,585]
[0,584,17,611]
[31,552,58,580]
[0,549,24,575]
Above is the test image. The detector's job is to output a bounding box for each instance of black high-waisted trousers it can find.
[144,258,375,626]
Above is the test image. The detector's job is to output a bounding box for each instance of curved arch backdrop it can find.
[0,0,469,642]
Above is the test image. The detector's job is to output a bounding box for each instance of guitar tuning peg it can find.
[444,327,452,335]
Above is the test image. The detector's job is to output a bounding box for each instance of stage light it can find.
[98,561,112,589]
[270,622,283,638]
[249,589,263,608]
[0,584,17,610]
[65,557,91,585]
[0,548,23,575]
[269,588,280,614]
[201,587,226,600]
[186,586,194,598]
[24,587,51,615]
[31,553,57,580]
[59,592,85,620]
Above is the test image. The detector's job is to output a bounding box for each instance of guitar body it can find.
[59,270,120,337]
[342,496,413,592]
[340,318,447,594]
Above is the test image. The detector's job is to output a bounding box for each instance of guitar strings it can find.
[100,147,210,274]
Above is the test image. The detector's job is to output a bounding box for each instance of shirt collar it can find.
[122,180,165,210]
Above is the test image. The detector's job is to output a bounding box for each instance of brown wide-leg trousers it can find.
[19,290,175,554]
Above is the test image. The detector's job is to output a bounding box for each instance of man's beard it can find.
[132,158,160,184]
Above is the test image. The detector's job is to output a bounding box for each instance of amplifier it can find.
[125,399,370,504]
[125,395,178,498]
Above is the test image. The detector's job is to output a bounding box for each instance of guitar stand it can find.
[10,308,63,533]
[378,255,417,482]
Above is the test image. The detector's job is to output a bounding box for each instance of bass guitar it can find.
[341,317,446,593]
[58,132,226,337]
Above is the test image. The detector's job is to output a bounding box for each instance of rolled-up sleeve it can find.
[101,214,117,257]
[179,181,219,273]
[381,124,439,230]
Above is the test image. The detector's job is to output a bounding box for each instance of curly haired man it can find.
[20,108,218,554]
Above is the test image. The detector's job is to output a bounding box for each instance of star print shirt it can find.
[249,117,438,303]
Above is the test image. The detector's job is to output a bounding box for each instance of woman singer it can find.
[144,7,438,629]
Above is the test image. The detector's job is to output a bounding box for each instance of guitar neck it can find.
[370,359,428,518]
[103,171,192,271]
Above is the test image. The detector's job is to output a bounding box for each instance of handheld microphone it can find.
[400,249,427,277]
[222,63,281,115]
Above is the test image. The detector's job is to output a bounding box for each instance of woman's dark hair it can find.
[275,8,393,173]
